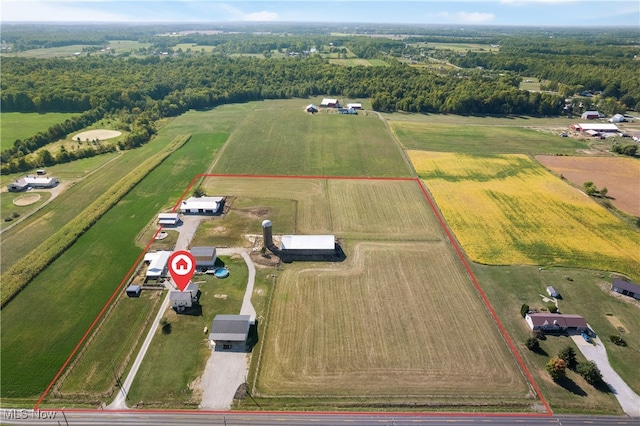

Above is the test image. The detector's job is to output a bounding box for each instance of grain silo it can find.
[262,219,273,248]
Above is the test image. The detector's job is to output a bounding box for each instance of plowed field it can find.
[536,155,640,216]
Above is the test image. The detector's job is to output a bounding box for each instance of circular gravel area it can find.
[73,129,122,140]
[13,193,41,206]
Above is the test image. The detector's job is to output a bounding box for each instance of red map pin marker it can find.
[168,250,196,292]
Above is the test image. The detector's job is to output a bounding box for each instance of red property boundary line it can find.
[35,172,551,417]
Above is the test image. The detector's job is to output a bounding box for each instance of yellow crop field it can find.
[408,151,640,281]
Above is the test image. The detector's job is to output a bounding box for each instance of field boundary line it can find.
[414,178,552,415]
[35,171,551,415]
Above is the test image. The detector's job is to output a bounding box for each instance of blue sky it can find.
[2,1,639,26]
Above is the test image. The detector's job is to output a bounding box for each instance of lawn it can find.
[409,151,640,282]
[1,122,227,399]
[473,264,639,414]
[191,197,297,248]
[126,256,247,407]
[391,121,586,155]
[1,112,79,151]
[55,290,163,399]
[0,191,51,230]
[210,100,411,177]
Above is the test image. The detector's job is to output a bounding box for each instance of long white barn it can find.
[180,196,224,214]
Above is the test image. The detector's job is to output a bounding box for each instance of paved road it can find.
[1,410,637,426]
[572,334,640,416]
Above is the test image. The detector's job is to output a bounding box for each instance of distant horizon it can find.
[2,21,639,30]
[2,1,639,27]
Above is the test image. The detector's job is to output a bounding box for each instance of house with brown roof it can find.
[525,313,588,333]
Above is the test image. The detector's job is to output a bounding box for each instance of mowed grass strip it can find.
[211,103,411,177]
[1,128,228,399]
[256,242,530,402]
[1,112,79,151]
[390,121,586,154]
[409,151,640,281]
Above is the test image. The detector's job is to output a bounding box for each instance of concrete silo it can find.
[262,219,273,248]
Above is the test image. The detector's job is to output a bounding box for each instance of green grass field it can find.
[391,121,587,154]
[210,99,411,177]
[191,197,297,248]
[56,290,163,398]
[1,45,106,59]
[254,241,530,407]
[1,112,79,151]
[0,151,120,188]
[1,119,228,399]
[328,58,389,66]
[0,191,52,230]
[127,256,248,407]
[474,264,639,413]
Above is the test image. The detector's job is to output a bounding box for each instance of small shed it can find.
[611,278,640,300]
[546,286,560,298]
[581,111,602,120]
[346,103,362,110]
[209,314,252,351]
[126,285,141,297]
[170,282,200,312]
[305,104,318,113]
[158,213,180,226]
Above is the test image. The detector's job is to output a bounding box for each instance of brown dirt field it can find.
[13,193,41,206]
[536,155,640,216]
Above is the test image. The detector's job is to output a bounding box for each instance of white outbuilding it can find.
[180,196,224,214]
[158,212,180,226]
[609,114,626,123]
[144,250,171,279]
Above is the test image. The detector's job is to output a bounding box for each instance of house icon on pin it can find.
[175,258,190,272]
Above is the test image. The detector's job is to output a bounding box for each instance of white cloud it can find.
[242,11,279,21]
[456,11,495,23]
